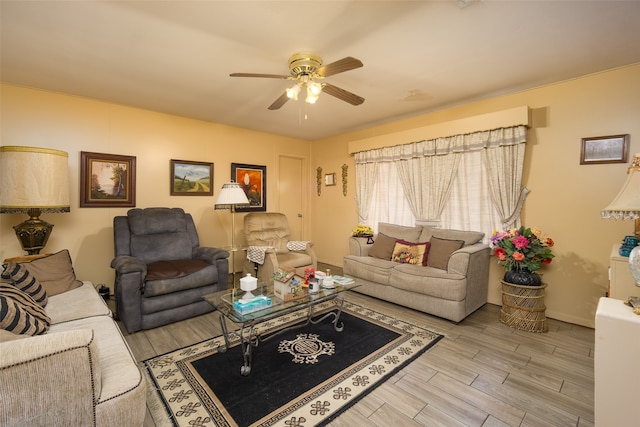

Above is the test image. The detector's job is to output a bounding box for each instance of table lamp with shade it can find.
[601,153,640,284]
[0,146,70,255]
[214,181,250,287]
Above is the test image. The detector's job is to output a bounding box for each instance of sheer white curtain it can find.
[353,125,528,239]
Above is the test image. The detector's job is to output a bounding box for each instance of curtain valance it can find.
[354,125,527,164]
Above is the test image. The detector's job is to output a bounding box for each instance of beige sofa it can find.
[343,223,490,322]
[1,251,146,426]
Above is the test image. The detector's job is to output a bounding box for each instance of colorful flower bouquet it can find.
[490,226,555,274]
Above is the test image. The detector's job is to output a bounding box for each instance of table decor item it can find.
[239,273,258,300]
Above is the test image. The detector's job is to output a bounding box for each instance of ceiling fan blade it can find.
[322,83,365,106]
[316,57,363,77]
[230,73,291,79]
[268,92,290,110]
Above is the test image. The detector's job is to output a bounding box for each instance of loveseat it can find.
[343,223,490,322]
[0,250,146,426]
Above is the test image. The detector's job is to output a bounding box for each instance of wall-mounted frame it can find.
[170,159,213,196]
[80,151,136,207]
[580,134,629,165]
[231,163,266,212]
[325,173,336,186]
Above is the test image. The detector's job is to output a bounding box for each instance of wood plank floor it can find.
[118,264,594,427]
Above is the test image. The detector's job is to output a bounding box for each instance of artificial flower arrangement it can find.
[351,225,374,236]
[490,226,555,273]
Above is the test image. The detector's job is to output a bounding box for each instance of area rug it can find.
[144,300,443,426]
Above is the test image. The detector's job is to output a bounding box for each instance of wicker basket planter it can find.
[500,280,548,333]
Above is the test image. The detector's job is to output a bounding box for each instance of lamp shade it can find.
[214,181,250,210]
[601,153,640,220]
[0,146,70,213]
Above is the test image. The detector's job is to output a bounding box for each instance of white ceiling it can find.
[2,1,640,141]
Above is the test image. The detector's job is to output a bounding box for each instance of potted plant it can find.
[490,226,555,286]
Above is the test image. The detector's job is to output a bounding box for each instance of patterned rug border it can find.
[143,300,443,427]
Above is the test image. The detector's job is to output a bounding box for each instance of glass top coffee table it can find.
[203,282,359,375]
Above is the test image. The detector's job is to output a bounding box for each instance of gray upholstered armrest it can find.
[110,255,147,276]
[193,246,230,263]
[447,244,490,276]
[348,236,372,257]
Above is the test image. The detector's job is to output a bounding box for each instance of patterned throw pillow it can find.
[1,261,48,307]
[0,284,51,335]
[391,240,430,265]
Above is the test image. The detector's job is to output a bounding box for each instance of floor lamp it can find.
[215,181,250,288]
[0,146,70,255]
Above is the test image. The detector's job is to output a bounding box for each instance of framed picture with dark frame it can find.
[170,159,214,196]
[80,151,136,207]
[580,134,629,165]
[231,163,267,212]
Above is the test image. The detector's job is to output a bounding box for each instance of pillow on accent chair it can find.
[20,250,83,296]
[427,237,465,270]
[391,241,430,265]
[0,284,51,335]
[1,261,48,307]
[368,233,397,260]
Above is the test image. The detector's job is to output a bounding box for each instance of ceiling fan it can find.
[230,53,365,110]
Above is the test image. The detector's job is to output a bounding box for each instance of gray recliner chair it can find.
[111,207,229,333]
[242,212,317,284]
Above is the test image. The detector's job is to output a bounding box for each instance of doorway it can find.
[278,155,305,240]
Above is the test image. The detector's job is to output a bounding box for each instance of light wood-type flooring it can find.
[118,263,594,427]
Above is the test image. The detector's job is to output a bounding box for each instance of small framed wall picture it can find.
[170,159,214,196]
[80,151,136,207]
[325,173,336,186]
[580,134,629,165]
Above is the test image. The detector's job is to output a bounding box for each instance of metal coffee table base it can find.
[217,296,345,376]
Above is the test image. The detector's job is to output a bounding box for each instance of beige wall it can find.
[0,84,311,288]
[310,63,640,328]
[2,63,639,328]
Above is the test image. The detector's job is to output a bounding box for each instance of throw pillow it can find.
[391,240,430,265]
[0,284,51,335]
[1,261,48,307]
[431,228,485,246]
[427,237,465,270]
[20,250,83,296]
[367,233,397,260]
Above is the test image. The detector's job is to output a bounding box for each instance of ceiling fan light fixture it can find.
[286,84,301,100]
[305,86,319,104]
[308,81,322,96]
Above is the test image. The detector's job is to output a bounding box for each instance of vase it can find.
[504,268,542,287]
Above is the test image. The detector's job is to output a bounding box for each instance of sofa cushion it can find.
[427,237,465,270]
[46,281,112,325]
[343,255,396,286]
[431,229,485,246]
[0,284,51,335]
[390,264,467,301]
[2,261,48,307]
[144,264,219,297]
[391,240,430,266]
[20,250,83,296]
[368,233,397,260]
[0,328,27,342]
[378,223,423,243]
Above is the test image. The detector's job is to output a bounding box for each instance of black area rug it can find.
[144,300,443,426]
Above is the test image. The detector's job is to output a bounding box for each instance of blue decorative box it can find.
[233,295,272,314]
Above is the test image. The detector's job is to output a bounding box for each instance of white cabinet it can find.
[609,245,640,299]
[595,297,640,426]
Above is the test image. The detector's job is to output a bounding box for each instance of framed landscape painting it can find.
[170,159,214,196]
[580,134,629,165]
[231,163,266,212]
[80,151,136,207]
